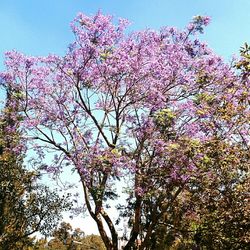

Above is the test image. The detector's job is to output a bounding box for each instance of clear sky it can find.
[1,0,250,235]
[1,0,250,69]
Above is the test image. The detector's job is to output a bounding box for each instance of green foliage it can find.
[33,222,105,250]
[154,109,176,128]
[0,88,71,250]
[236,42,250,71]
[81,235,106,250]
[151,138,250,250]
[154,108,176,138]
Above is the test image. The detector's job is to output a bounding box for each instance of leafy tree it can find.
[47,222,105,250]
[49,222,73,249]
[80,235,106,250]
[0,87,71,250]
[148,43,250,249]
[151,140,249,249]
[1,12,249,250]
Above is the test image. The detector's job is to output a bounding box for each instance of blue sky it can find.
[0,0,250,69]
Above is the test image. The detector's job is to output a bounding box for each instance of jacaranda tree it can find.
[1,12,249,249]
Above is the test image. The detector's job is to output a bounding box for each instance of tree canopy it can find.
[0,87,71,250]
[0,12,249,249]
